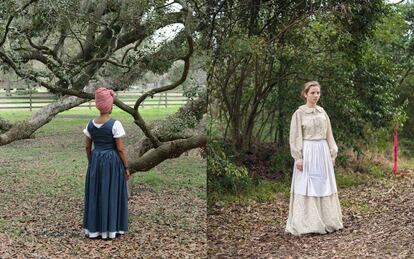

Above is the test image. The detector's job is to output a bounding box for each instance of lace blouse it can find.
[289,105,338,163]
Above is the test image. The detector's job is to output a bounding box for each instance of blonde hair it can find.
[301,81,321,100]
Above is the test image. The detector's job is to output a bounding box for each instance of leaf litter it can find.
[208,170,414,258]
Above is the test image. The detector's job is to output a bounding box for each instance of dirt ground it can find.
[208,171,414,258]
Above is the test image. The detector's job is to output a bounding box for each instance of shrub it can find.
[207,140,252,202]
[270,147,293,179]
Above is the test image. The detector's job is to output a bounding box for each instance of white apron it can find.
[291,139,337,197]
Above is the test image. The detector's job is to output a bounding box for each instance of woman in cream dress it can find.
[285,81,343,236]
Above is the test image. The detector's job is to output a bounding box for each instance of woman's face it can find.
[304,86,320,106]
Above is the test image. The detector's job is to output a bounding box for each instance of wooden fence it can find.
[0,90,188,111]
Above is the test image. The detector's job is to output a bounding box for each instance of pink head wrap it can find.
[95,87,115,113]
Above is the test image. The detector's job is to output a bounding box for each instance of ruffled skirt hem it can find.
[285,192,343,236]
[84,229,126,239]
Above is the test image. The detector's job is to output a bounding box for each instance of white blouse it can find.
[83,120,126,139]
[289,105,338,163]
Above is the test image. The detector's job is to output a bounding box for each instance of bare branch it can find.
[112,97,137,116]
[134,34,194,110]
[111,96,161,148]
[120,39,144,64]
[26,36,53,53]
[25,36,63,65]
[105,58,131,69]
[53,29,67,57]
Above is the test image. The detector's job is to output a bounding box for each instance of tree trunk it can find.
[229,61,249,150]
[277,107,285,148]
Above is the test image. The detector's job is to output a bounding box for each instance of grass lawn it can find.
[0,106,180,122]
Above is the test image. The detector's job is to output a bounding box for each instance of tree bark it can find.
[129,134,206,172]
[0,95,87,146]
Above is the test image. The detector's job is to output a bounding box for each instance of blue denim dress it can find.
[83,119,128,239]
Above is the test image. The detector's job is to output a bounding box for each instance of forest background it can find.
[207,0,414,204]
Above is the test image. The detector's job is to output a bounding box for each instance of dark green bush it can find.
[207,140,252,203]
[270,147,293,177]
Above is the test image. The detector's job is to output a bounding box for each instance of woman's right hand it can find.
[296,161,303,171]
[125,168,131,180]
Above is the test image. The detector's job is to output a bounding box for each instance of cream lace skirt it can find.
[285,192,343,235]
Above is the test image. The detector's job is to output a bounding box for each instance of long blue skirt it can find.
[83,149,128,239]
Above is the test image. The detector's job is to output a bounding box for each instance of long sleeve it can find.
[289,111,303,163]
[325,112,338,161]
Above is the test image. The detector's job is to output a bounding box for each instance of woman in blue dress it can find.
[82,87,130,239]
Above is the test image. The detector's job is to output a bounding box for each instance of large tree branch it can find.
[129,134,206,172]
[83,1,109,60]
[21,50,67,83]
[0,50,54,88]
[0,96,87,146]
[70,10,183,67]
[5,10,186,94]
[0,49,95,100]
[52,29,67,59]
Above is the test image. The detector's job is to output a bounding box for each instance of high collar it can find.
[299,105,324,114]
